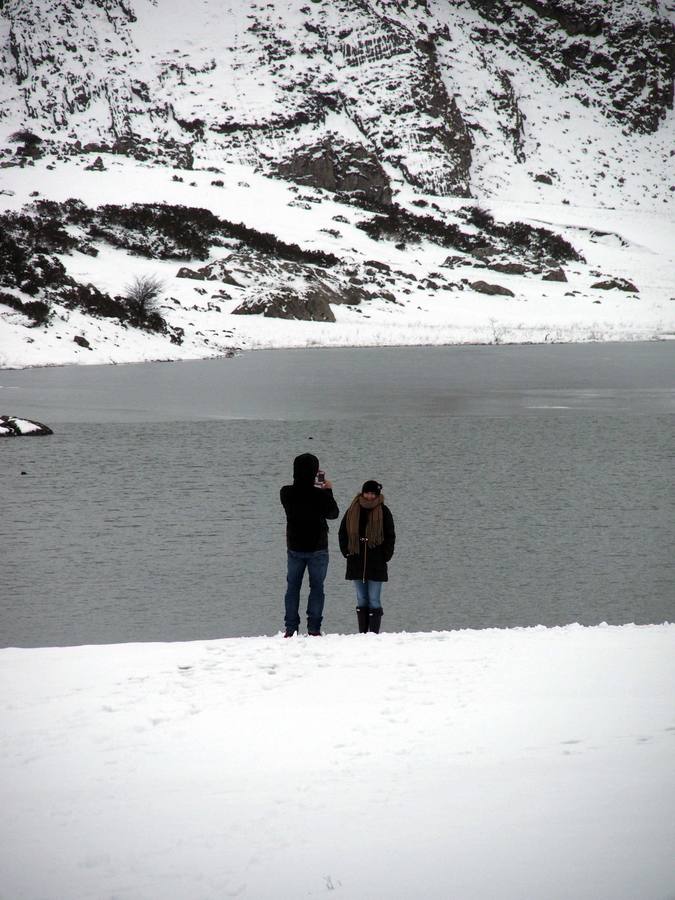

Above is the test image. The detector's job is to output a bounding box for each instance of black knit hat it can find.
[293,453,319,483]
[361,480,382,496]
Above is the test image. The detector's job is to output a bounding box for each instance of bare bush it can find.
[124,274,164,324]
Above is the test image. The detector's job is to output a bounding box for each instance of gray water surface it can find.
[1,343,674,646]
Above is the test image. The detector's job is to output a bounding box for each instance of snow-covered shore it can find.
[2,624,674,899]
[1,0,673,369]
[1,158,674,371]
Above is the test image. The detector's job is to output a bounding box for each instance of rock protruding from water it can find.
[0,415,53,436]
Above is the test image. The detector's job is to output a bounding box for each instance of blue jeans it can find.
[285,549,329,632]
[354,580,383,610]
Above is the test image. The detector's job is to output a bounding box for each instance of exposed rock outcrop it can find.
[232,288,336,322]
[592,277,639,292]
[330,1,472,195]
[488,262,530,275]
[176,262,242,286]
[542,267,568,282]
[469,280,516,297]
[273,137,393,206]
[466,0,674,134]
[0,415,53,436]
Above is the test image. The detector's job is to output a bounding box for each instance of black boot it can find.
[356,607,369,634]
[368,608,383,634]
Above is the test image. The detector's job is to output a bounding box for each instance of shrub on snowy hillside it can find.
[0,212,73,295]
[59,282,129,321]
[0,208,129,326]
[90,204,218,259]
[357,205,476,253]
[218,218,338,268]
[124,274,167,333]
[0,208,77,258]
[466,206,582,263]
[0,290,50,326]
[357,203,582,265]
[493,221,582,263]
[466,206,495,231]
[67,202,340,267]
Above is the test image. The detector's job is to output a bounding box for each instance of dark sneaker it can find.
[284,627,297,638]
[307,630,322,636]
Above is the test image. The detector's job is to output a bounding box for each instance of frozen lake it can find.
[1,342,674,646]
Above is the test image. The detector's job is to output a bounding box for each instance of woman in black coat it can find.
[338,480,395,634]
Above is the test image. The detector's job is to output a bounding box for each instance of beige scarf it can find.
[345,494,385,555]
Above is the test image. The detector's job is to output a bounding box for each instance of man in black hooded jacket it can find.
[280,453,339,637]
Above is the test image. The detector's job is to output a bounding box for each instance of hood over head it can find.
[293,453,319,485]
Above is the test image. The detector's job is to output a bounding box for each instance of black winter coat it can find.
[281,484,339,551]
[338,504,395,581]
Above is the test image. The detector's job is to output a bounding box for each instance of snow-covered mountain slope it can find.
[0,0,673,367]
[2,0,672,205]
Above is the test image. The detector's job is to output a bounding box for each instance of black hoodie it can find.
[280,453,339,551]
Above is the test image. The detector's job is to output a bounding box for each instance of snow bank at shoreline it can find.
[2,624,674,899]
